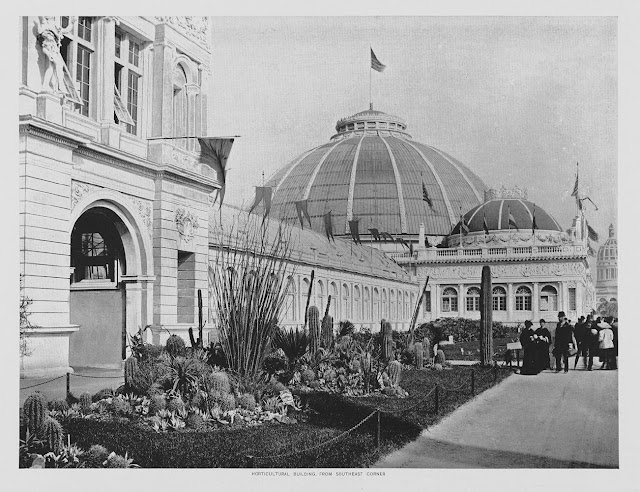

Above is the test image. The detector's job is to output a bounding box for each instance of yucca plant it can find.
[209,213,295,384]
[272,326,308,367]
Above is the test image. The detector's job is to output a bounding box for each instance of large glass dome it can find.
[261,108,487,237]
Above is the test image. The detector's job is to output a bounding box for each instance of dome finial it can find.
[369,102,373,110]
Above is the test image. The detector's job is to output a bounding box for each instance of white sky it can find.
[209,16,617,241]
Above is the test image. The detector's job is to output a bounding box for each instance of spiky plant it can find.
[209,213,295,384]
[272,326,308,367]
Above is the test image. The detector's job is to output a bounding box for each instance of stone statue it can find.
[37,16,75,95]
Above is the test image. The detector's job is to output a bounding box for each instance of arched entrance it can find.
[69,207,127,368]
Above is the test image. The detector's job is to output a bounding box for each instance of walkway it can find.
[374,366,618,468]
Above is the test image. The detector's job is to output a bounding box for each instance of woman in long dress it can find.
[534,319,552,372]
[519,320,538,375]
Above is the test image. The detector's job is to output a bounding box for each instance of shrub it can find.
[83,444,110,467]
[186,412,206,431]
[262,351,288,375]
[237,393,256,411]
[415,318,515,343]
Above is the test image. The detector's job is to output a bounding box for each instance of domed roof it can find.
[450,198,563,235]
[262,108,487,237]
[597,224,617,261]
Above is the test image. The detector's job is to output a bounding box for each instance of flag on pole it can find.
[294,200,312,229]
[348,219,362,245]
[532,205,538,235]
[382,231,395,243]
[587,223,599,242]
[422,182,433,208]
[508,208,519,231]
[323,211,335,242]
[460,215,470,235]
[248,186,272,222]
[483,213,490,235]
[571,163,579,197]
[368,228,381,242]
[371,48,386,72]
[198,137,236,207]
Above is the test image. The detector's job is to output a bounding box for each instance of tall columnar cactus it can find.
[321,314,333,348]
[308,305,320,357]
[23,392,47,435]
[415,342,424,370]
[435,349,446,365]
[423,336,431,360]
[79,392,92,414]
[382,321,393,360]
[42,416,63,453]
[480,265,493,367]
[124,356,139,387]
[388,360,402,387]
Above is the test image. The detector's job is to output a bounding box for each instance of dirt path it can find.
[374,366,618,468]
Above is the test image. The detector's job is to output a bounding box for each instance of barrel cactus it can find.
[149,394,166,415]
[206,371,231,394]
[388,360,402,387]
[166,395,185,414]
[382,320,393,360]
[42,416,64,453]
[165,334,186,357]
[49,399,69,412]
[124,356,140,387]
[480,265,493,366]
[435,349,446,365]
[237,393,257,411]
[23,392,48,435]
[218,393,236,412]
[308,306,320,356]
[301,368,316,384]
[434,363,444,371]
[321,314,334,348]
[415,342,424,370]
[186,411,206,430]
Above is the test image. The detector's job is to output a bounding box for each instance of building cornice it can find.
[19,115,93,149]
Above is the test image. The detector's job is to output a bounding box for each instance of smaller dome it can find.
[450,198,563,236]
[332,107,411,140]
[597,224,617,261]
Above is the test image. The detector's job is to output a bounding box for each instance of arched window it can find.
[515,286,532,311]
[284,276,296,321]
[466,287,480,311]
[173,64,188,149]
[330,282,338,319]
[364,287,371,321]
[492,286,507,311]
[540,285,558,312]
[354,285,361,320]
[342,283,351,320]
[382,289,388,319]
[390,290,396,320]
[442,287,458,312]
[399,291,404,320]
[316,280,324,313]
[373,287,380,321]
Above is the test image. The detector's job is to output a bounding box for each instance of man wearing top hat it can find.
[553,311,575,373]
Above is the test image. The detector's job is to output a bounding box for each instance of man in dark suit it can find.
[573,315,587,369]
[553,311,575,373]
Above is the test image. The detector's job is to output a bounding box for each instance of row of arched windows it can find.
[283,276,415,323]
[438,285,558,312]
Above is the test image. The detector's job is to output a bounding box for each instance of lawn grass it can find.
[61,366,513,468]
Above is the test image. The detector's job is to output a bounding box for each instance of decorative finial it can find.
[369,103,373,110]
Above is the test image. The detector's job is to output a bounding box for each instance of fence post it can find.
[245,455,254,468]
[375,411,381,450]
[66,372,70,399]
[434,385,439,415]
[471,369,475,396]
[493,363,497,382]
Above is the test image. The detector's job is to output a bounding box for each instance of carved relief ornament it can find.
[175,207,200,241]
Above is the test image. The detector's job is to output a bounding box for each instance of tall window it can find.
[373,288,380,321]
[364,287,370,321]
[316,280,324,314]
[330,282,338,319]
[466,287,480,311]
[540,286,558,312]
[342,283,351,319]
[390,290,396,320]
[114,27,143,135]
[177,251,195,323]
[173,65,189,148]
[492,286,507,311]
[569,287,576,311]
[515,286,532,311]
[284,276,296,321]
[382,290,388,319]
[61,16,95,117]
[442,287,458,312]
[354,286,361,320]
[423,291,431,314]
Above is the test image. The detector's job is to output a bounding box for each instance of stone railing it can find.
[391,243,586,264]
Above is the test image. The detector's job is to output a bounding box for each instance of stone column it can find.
[507,283,514,322]
[532,282,540,321]
[434,284,441,318]
[458,283,466,318]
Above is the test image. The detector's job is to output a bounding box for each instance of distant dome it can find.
[597,224,617,261]
[262,107,487,237]
[450,198,563,235]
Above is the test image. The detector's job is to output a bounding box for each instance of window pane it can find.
[115,31,122,58]
[129,41,140,67]
[76,46,91,116]
[126,72,139,134]
[78,17,92,42]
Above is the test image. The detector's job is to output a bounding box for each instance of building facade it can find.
[595,224,618,305]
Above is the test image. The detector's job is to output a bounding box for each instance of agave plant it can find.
[272,326,308,367]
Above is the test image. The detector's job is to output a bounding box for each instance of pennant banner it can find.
[571,163,579,197]
[508,210,519,231]
[348,219,362,245]
[532,211,538,235]
[323,211,334,242]
[294,200,312,229]
[368,228,381,242]
[460,216,470,236]
[422,182,434,208]
[483,215,490,235]
[198,137,236,208]
[248,186,272,223]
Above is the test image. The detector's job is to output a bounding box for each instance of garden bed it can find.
[59,366,512,468]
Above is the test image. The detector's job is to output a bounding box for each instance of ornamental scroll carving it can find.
[424,262,585,280]
[155,16,209,48]
[175,208,199,241]
[171,148,199,171]
[131,197,153,238]
[71,181,101,210]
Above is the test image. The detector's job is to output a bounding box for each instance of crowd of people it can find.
[519,311,618,375]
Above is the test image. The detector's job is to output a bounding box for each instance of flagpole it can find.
[369,48,372,110]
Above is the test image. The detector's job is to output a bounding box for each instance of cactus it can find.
[79,392,92,414]
[49,399,69,412]
[415,342,424,370]
[111,397,133,416]
[382,320,393,360]
[83,444,110,467]
[23,392,47,435]
[321,314,334,348]
[435,349,446,365]
[166,396,185,414]
[186,411,206,430]
[124,356,139,387]
[42,416,63,453]
[301,368,315,384]
[217,393,236,412]
[388,360,402,387]
[149,394,166,415]
[434,363,444,371]
[423,336,431,360]
[308,305,320,357]
[206,371,231,395]
[92,388,115,402]
[237,393,257,411]
[480,265,493,367]
[165,334,186,357]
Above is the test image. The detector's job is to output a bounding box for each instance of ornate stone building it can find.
[596,224,618,305]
